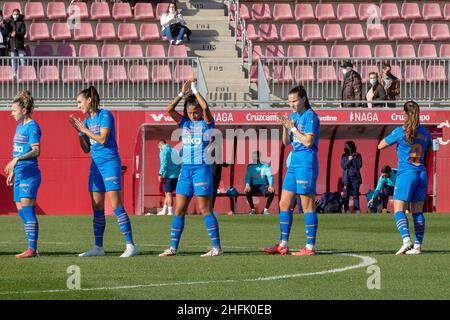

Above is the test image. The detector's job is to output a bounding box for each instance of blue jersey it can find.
[178,116,215,166]
[289,108,320,169]
[245,162,274,186]
[385,125,432,173]
[13,120,41,174]
[83,109,120,164]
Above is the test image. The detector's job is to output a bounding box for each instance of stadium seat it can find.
[265,45,285,62]
[39,66,59,83]
[440,44,450,58]
[85,65,104,82]
[73,22,94,40]
[366,24,387,41]
[271,65,293,84]
[118,23,138,40]
[396,44,416,58]
[444,4,450,20]
[302,24,322,41]
[134,3,155,20]
[418,44,437,58]
[374,44,394,58]
[237,3,251,20]
[57,44,76,57]
[34,44,54,56]
[0,66,13,82]
[309,45,329,58]
[295,3,315,21]
[273,3,293,21]
[287,45,307,58]
[316,3,336,21]
[409,23,429,41]
[112,2,133,20]
[344,24,365,41]
[358,3,379,21]
[323,24,344,41]
[249,64,269,83]
[91,2,111,19]
[388,23,409,40]
[245,24,258,41]
[3,2,22,18]
[107,65,127,83]
[317,66,337,83]
[47,2,67,20]
[431,24,450,41]
[423,3,443,20]
[427,65,447,82]
[102,44,121,57]
[25,2,45,20]
[280,24,301,41]
[360,65,380,82]
[62,65,82,83]
[401,3,421,20]
[380,3,400,20]
[258,24,279,41]
[331,45,350,58]
[337,3,357,21]
[352,45,372,58]
[129,65,150,82]
[96,23,116,40]
[152,65,172,82]
[174,65,194,82]
[29,23,50,41]
[404,65,425,83]
[146,44,166,58]
[252,4,272,20]
[248,45,262,63]
[79,44,99,57]
[294,65,315,82]
[140,23,160,40]
[68,2,89,19]
[51,23,71,40]
[156,3,170,20]
[123,44,143,57]
[168,44,188,58]
[17,66,37,84]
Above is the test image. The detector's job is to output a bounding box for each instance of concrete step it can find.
[206,81,249,93]
[179,0,226,10]
[179,8,227,17]
[183,17,231,36]
[200,58,244,78]
[187,38,237,58]
[192,49,237,58]
[207,91,252,101]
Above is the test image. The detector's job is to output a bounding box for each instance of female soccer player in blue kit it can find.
[4,91,41,258]
[69,86,138,258]
[263,85,320,256]
[159,79,222,257]
[378,101,432,255]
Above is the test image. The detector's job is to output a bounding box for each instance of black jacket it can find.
[0,20,10,46]
[8,14,26,51]
[367,83,387,107]
[341,153,362,185]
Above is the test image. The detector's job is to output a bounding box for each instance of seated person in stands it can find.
[368,165,397,213]
[244,151,275,215]
[366,72,387,108]
[160,1,190,45]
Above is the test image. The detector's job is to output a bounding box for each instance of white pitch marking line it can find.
[0,252,377,296]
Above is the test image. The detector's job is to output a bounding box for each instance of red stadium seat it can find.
[244,44,262,64]
[156,3,170,20]
[168,44,188,57]
[280,24,301,41]
[79,44,99,57]
[152,65,172,82]
[337,3,357,21]
[237,3,251,20]
[345,24,365,41]
[34,44,54,56]
[418,44,437,58]
[404,65,425,83]
[62,65,82,83]
[84,65,104,82]
[294,65,315,82]
[427,66,447,82]
[409,23,429,41]
[265,45,285,62]
[258,24,279,41]
[174,65,194,82]
[358,3,379,21]
[440,44,450,58]
[309,45,329,58]
[366,24,387,41]
[91,2,111,19]
[250,64,269,83]
[17,66,37,83]
[380,3,400,20]
[401,3,421,20]
[57,44,76,57]
[51,23,71,40]
[316,3,336,21]
[323,24,343,41]
[39,66,59,83]
[112,3,133,20]
[123,44,143,57]
[317,66,337,83]
[96,23,116,40]
[295,3,315,21]
[73,22,94,40]
[388,23,409,40]
[374,44,394,58]
[146,44,165,57]
[273,3,293,21]
[0,66,13,82]
[331,45,350,58]
[360,65,380,82]
[47,2,67,20]
[252,4,272,20]
[431,24,450,41]
[396,44,416,58]
[134,3,155,20]
[29,23,50,41]
[302,24,322,41]
[107,65,127,83]
[352,45,372,58]
[140,23,160,40]
[271,65,293,84]
[423,3,443,20]
[287,45,307,59]
[68,2,89,19]
[245,24,258,41]
[118,23,138,40]
[102,44,121,57]
[25,2,45,20]
[444,4,450,20]
[3,2,22,19]
[129,65,149,83]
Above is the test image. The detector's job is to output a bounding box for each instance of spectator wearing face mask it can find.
[8,9,26,78]
[160,1,190,45]
[0,10,10,56]
[380,63,400,107]
[366,72,387,108]
[340,61,363,108]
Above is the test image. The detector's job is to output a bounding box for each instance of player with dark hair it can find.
[368,165,398,213]
[157,139,180,215]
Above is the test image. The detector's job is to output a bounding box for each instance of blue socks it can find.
[113,207,134,245]
[412,212,425,245]
[21,206,39,251]
[170,215,185,250]
[203,213,221,249]
[305,212,318,248]
[395,211,411,240]
[93,209,106,247]
[279,210,293,244]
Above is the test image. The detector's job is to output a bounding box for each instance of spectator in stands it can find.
[366,72,387,108]
[380,63,400,107]
[244,151,275,215]
[368,165,397,214]
[0,10,10,57]
[160,1,190,45]
[340,61,363,108]
[341,141,362,213]
[8,9,26,78]
[157,140,181,216]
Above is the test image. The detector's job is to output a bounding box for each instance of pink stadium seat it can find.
[140,23,160,40]
[323,24,343,41]
[331,45,350,58]
[287,45,307,58]
[62,65,82,83]
[51,23,71,40]
[123,44,143,57]
[250,64,269,83]
[146,44,165,57]
[96,23,116,40]
[440,44,450,58]
[34,44,54,56]
[273,3,293,21]
[294,65,315,82]
[309,45,329,58]
[91,2,111,19]
[374,44,394,58]
[129,65,149,83]
[168,44,188,58]
[295,3,315,21]
[73,22,94,40]
[112,3,133,20]
[388,23,409,40]
[337,3,357,21]
[152,65,172,82]
[134,3,155,20]
[401,3,421,20]
[271,65,293,84]
[431,24,450,41]
[345,24,365,41]
[358,4,379,21]
[427,66,447,82]
[380,3,400,20]
[409,23,429,41]
[84,66,104,82]
[118,23,138,40]
[39,66,59,83]
[57,44,76,57]
[156,3,170,20]
[68,2,89,19]
[252,4,272,20]
[29,23,50,41]
[107,65,127,83]
[396,44,416,58]
[25,2,45,20]
[79,44,99,57]
[316,3,336,21]
[418,44,437,58]
[360,65,380,82]
[237,3,251,20]
[17,66,37,83]
[317,66,337,83]
[101,44,121,57]
[423,3,443,20]
[444,4,450,20]
[265,45,285,62]
[352,45,372,58]
[404,65,425,83]
[245,45,262,64]
[0,66,13,83]
[302,24,322,41]
[3,3,22,19]
[174,65,194,82]
[47,2,66,20]
[258,24,279,41]
[245,24,258,41]
[280,24,301,41]
[390,65,403,80]
[366,24,387,41]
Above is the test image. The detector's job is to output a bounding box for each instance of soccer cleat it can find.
[248,209,257,215]
[157,210,166,216]
[120,244,139,258]
[167,212,173,216]
[291,246,316,256]
[159,247,177,257]
[406,245,422,255]
[15,249,39,259]
[262,243,289,255]
[200,247,222,257]
[395,240,413,255]
[263,208,271,215]
[79,246,106,257]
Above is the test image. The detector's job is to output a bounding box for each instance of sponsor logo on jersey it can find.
[13,144,24,153]
[183,135,202,145]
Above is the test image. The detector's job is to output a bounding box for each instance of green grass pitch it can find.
[0,214,449,300]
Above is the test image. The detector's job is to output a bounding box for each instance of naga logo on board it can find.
[349,112,379,122]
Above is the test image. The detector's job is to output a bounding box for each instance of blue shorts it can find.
[247,184,273,196]
[14,169,41,202]
[393,170,427,203]
[283,166,318,195]
[163,178,178,193]
[89,160,122,192]
[176,165,213,197]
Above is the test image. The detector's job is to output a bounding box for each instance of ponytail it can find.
[12,90,35,115]
[78,86,100,110]
[403,101,420,144]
